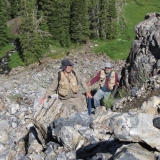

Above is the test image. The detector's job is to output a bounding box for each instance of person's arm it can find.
[74,70,92,98]
[89,71,101,85]
[40,74,59,104]
[75,70,90,93]
[44,74,59,98]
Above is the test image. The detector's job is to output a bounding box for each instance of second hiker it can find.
[87,62,119,108]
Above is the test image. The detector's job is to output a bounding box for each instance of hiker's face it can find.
[105,67,111,74]
[65,65,72,73]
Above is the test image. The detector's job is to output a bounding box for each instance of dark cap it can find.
[60,58,73,70]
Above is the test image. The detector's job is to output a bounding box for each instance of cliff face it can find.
[121,12,160,88]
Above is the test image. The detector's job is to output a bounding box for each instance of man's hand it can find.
[40,97,45,105]
[116,82,119,86]
[86,92,92,98]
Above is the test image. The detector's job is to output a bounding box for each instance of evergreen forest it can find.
[0,0,159,67]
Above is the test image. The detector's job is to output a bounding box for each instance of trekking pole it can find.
[112,85,118,97]
[87,97,92,115]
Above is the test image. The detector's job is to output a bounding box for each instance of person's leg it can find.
[68,96,87,112]
[87,97,92,115]
[75,95,88,112]
[61,98,73,111]
[93,89,105,108]
[61,94,87,112]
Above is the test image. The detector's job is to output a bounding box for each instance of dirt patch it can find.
[118,88,160,112]
[81,41,94,53]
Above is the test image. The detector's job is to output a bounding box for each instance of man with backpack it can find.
[41,58,92,112]
[87,62,119,108]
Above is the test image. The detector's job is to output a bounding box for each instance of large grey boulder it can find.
[109,112,160,151]
[121,12,160,91]
[112,143,155,160]
[51,112,94,150]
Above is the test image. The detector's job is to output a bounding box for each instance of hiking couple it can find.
[40,58,119,113]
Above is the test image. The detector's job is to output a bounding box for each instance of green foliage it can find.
[88,0,99,39]
[93,0,159,60]
[70,0,90,43]
[99,0,107,39]
[118,88,128,98]
[0,44,15,58]
[103,94,114,109]
[10,0,21,18]
[0,44,24,69]
[0,0,9,47]
[37,0,54,49]
[98,0,118,40]
[48,0,71,47]
[42,43,66,59]
[93,39,132,60]
[121,0,160,39]
[3,0,12,20]
[138,70,148,83]
[107,0,118,39]
[1,0,159,68]
[20,32,44,65]
[19,0,45,65]
[8,51,25,68]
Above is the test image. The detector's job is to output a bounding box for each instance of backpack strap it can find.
[56,71,61,93]
[71,70,76,77]
[57,70,77,91]
[115,73,118,84]
[58,71,61,82]
[58,70,76,82]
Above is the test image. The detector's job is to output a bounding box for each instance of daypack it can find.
[153,117,160,129]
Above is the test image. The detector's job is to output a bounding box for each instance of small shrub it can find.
[118,88,128,98]
[103,95,114,109]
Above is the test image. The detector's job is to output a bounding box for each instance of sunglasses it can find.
[105,67,111,69]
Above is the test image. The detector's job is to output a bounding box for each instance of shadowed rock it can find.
[121,12,160,91]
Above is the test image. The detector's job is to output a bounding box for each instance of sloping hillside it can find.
[93,0,160,60]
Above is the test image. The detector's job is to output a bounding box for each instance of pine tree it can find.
[0,0,8,47]
[37,0,53,16]
[107,0,117,39]
[10,0,21,18]
[3,0,12,20]
[37,0,53,48]
[99,0,108,39]
[88,0,100,39]
[48,0,71,47]
[19,0,43,65]
[70,0,90,43]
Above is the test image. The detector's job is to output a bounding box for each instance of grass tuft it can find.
[102,95,115,109]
